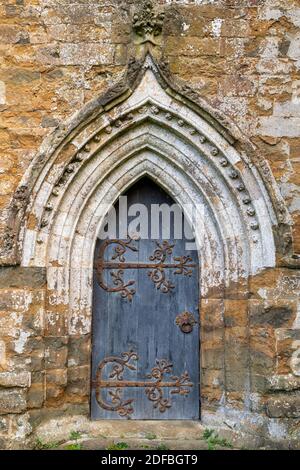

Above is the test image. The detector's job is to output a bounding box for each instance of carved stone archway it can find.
[0,54,293,433]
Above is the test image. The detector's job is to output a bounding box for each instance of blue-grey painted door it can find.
[91,177,200,419]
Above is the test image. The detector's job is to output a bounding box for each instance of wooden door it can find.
[91,177,200,419]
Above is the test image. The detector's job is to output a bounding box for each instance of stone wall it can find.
[0,0,299,449]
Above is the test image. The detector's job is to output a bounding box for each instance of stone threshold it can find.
[59,436,227,451]
[34,418,206,448]
[83,420,205,440]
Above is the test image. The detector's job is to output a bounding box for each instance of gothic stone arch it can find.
[1,55,296,440]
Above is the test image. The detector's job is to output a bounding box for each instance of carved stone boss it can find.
[95,238,196,301]
[132,1,164,46]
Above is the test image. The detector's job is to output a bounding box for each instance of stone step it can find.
[60,437,231,451]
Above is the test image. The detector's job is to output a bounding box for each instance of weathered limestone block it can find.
[0,340,5,371]
[111,22,132,44]
[0,289,34,312]
[251,374,269,394]
[268,374,300,392]
[47,24,110,43]
[250,322,276,383]
[201,327,224,371]
[27,383,44,410]
[200,299,223,329]
[224,299,248,327]
[165,36,221,57]
[259,116,300,138]
[266,394,300,418]
[0,68,41,87]
[249,299,297,328]
[0,80,5,105]
[9,413,32,444]
[0,371,30,388]
[201,368,224,401]
[250,348,275,377]
[225,327,250,392]
[26,337,45,372]
[275,329,300,376]
[0,415,9,434]
[249,269,300,300]
[67,334,90,367]
[44,336,68,370]
[59,44,114,66]
[0,267,46,288]
[67,365,90,399]
[0,388,27,414]
[45,369,67,402]
[44,290,69,336]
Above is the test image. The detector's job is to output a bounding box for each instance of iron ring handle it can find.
[175,311,197,334]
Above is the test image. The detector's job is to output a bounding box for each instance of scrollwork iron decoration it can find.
[92,352,193,418]
[95,238,196,301]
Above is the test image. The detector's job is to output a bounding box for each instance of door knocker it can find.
[175,311,197,334]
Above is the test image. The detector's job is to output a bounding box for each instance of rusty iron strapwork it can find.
[93,351,138,417]
[145,359,193,412]
[92,352,193,417]
[95,238,196,300]
[175,311,198,334]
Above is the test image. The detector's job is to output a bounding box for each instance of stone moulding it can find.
[0,54,294,337]
[0,54,291,268]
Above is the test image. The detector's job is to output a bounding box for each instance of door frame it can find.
[90,178,202,420]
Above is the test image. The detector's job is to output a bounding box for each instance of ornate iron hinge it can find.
[92,351,193,418]
[95,238,196,301]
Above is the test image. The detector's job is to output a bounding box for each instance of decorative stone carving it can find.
[133,1,164,46]
[0,53,291,286]
[52,188,60,196]
[45,203,53,212]
[247,208,256,216]
[243,196,251,204]
[2,232,14,252]
[229,170,239,179]
[12,185,29,211]
[74,153,84,162]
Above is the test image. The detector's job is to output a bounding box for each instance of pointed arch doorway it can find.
[4,54,287,436]
[91,177,200,419]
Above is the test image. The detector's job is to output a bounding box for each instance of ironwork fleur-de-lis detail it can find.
[95,238,196,301]
[93,351,137,417]
[92,352,193,418]
[148,241,195,293]
[145,359,192,412]
[148,240,175,293]
[95,238,138,301]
